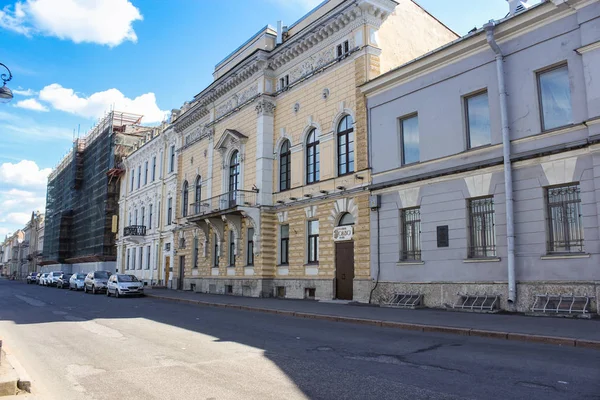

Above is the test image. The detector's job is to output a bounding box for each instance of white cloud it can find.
[0,0,142,47]
[2,212,31,225]
[39,83,168,123]
[0,160,51,188]
[14,98,49,112]
[12,88,36,96]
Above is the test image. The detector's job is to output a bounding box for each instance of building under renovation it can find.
[42,111,156,273]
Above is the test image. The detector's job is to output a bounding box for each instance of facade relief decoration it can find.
[255,98,276,116]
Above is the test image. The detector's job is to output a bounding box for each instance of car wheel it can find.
[106,288,110,297]
[92,285,96,295]
[84,285,87,293]
[115,289,119,299]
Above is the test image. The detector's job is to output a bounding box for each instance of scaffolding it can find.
[42,111,150,265]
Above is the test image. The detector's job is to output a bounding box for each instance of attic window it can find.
[337,40,349,58]
[279,75,290,90]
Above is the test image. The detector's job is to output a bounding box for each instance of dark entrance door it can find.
[335,241,354,300]
[178,255,185,290]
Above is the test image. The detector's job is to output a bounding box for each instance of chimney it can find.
[506,0,531,15]
[277,20,283,45]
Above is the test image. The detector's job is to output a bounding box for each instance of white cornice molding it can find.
[576,40,600,54]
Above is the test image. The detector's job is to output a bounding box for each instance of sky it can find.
[0,0,541,238]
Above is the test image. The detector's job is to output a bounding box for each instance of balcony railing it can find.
[189,190,258,218]
[124,225,147,237]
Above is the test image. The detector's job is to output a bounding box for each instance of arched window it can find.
[306,129,320,184]
[337,115,354,176]
[194,176,202,214]
[338,212,355,226]
[229,151,240,207]
[182,181,189,217]
[279,140,291,191]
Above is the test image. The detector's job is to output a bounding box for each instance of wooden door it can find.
[335,241,354,300]
[164,256,170,285]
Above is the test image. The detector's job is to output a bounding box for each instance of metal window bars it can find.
[531,294,594,316]
[468,197,496,258]
[546,184,584,253]
[400,208,421,261]
[382,293,423,309]
[451,292,500,312]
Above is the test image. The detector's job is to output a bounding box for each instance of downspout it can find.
[484,21,516,304]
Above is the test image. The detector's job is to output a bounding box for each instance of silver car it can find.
[84,271,111,294]
[39,273,50,286]
[69,273,86,291]
[106,274,144,298]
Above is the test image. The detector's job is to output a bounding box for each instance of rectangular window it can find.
[193,237,199,269]
[307,220,319,263]
[128,212,132,226]
[465,91,491,149]
[144,161,148,185]
[400,208,421,261]
[138,246,143,270]
[169,145,175,173]
[159,151,164,178]
[137,166,141,189]
[213,234,219,267]
[130,170,134,191]
[132,247,136,270]
[229,231,236,267]
[247,228,254,266]
[538,64,572,131]
[155,244,159,270]
[337,40,349,58]
[126,249,130,270]
[167,197,172,225]
[400,114,419,165]
[152,156,156,181]
[344,40,349,54]
[546,183,584,253]
[280,225,289,265]
[157,201,161,228]
[134,209,138,225]
[468,197,496,258]
[141,207,145,228]
[149,204,153,230]
[146,246,151,270]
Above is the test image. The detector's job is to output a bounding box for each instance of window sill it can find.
[396,261,425,266]
[304,262,319,266]
[541,253,590,260]
[244,266,254,276]
[463,257,501,263]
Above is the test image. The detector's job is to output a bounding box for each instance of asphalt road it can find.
[0,280,598,400]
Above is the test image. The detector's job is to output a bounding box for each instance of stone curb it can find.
[0,346,32,395]
[145,293,600,350]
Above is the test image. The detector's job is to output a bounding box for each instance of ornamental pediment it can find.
[215,129,248,151]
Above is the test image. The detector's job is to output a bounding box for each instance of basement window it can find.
[304,288,316,300]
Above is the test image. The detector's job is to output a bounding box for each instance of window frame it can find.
[144,161,148,185]
[306,129,320,184]
[194,176,202,214]
[537,63,572,132]
[182,181,189,217]
[152,156,156,182]
[399,113,420,166]
[193,237,199,269]
[307,220,319,264]
[545,183,584,254]
[213,234,219,268]
[467,196,497,259]
[169,145,175,173]
[146,245,151,270]
[229,151,240,207]
[149,204,153,230]
[464,90,491,150]
[137,166,141,189]
[247,228,254,266]
[167,197,173,226]
[126,248,130,270]
[138,246,143,270]
[279,140,291,192]
[399,207,421,261]
[337,115,354,177]
[280,225,289,265]
[228,230,236,267]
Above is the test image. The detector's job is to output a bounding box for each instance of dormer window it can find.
[337,40,350,58]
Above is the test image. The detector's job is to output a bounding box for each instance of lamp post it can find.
[0,63,13,104]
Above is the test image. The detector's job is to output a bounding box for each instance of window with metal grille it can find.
[546,183,584,253]
[468,197,496,258]
[247,228,254,266]
[400,208,421,261]
[280,225,289,265]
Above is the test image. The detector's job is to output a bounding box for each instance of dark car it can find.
[84,271,112,294]
[26,272,38,284]
[57,273,72,289]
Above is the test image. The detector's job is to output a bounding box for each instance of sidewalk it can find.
[145,289,600,350]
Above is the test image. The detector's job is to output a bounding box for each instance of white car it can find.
[69,273,86,291]
[47,271,63,287]
[106,274,144,298]
[38,273,49,286]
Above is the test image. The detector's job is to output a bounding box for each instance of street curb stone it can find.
[146,293,600,350]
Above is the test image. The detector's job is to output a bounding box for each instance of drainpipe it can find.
[484,21,516,305]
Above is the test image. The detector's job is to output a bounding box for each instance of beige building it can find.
[171,0,457,300]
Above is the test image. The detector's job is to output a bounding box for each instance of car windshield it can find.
[94,271,110,279]
[76,274,86,279]
[63,275,72,279]
[53,272,62,276]
[117,275,139,282]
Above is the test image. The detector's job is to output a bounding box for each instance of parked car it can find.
[69,273,86,291]
[26,272,38,284]
[39,273,49,286]
[106,274,144,298]
[47,271,64,287]
[84,271,112,294]
[57,273,72,289]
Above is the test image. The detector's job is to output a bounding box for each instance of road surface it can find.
[0,279,598,400]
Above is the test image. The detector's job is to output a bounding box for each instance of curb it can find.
[0,346,31,395]
[145,293,600,350]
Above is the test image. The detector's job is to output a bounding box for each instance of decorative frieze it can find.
[255,99,276,116]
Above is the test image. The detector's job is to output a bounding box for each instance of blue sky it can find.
[0,0,538,237]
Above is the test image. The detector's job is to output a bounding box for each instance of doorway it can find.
[335,241,354,300]
[164,256,170,285]
[178,255,185,290]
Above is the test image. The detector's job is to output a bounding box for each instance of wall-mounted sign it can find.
[333,226,353,242]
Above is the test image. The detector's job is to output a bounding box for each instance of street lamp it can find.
[0,63,13,104]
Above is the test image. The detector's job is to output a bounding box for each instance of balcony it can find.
[124,225,147,237]
[188,190,258,219]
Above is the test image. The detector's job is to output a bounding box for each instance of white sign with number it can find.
[333,226,353,242]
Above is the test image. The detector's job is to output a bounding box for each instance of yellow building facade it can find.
[171,0,457,300]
